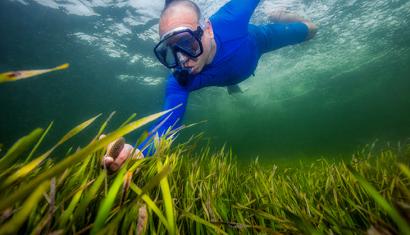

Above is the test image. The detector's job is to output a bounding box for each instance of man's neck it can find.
[206,38,217,65]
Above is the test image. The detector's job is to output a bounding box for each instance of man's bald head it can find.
[159,0,202,36]
[157,0,216,75]
[161,0,201,21]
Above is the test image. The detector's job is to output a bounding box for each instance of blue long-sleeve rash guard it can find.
[138,0,309,156]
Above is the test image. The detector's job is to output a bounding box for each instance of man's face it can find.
[159,6,212,74]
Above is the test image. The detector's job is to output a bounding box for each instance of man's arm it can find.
[269,11,317,40]
[138,74,189,156]
[101,75,189,172]
[211,0,261,39]
[222,0,261,23]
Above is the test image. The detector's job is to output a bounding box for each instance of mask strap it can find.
[199,17,206,29]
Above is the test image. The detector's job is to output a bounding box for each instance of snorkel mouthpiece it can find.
[173,66,192,86]
[172,51,193,86]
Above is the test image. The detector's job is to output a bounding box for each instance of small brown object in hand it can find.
[100,135,142,174]
[101,137,125,173]
[108,137,125,159]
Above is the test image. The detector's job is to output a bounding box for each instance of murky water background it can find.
[1,0,409,163]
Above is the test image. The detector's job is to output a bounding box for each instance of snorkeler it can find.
[102,0,317,172]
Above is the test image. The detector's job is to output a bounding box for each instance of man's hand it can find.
[269,11,318,40]
[100,135,143,173]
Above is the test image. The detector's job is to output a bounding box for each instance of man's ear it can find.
[205,19,214,38]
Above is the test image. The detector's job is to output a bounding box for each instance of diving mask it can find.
[154,26,204,69]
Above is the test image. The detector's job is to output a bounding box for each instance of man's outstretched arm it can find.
[101,75,189,172]
[269,11,317,40]
[211,0,261,38]
[137,74,189,156]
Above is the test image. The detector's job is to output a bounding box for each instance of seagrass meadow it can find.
[2,0,410,234]
[0,111,409,235]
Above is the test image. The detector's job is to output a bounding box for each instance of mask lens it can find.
[156,43,177,67]
[154,28,203,68]
[172,32,201,56]
[176,52,188,64]
[164,46,176,66]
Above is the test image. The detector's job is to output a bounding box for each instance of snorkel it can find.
[173,67,191,86]
[172,52,193,86]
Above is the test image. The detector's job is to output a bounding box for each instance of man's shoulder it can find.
[210,16,248,42]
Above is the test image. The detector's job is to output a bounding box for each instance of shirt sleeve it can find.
[138,74,189,156]
[211,0,261,40]
[252,22,309,53]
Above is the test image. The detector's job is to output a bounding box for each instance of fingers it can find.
[269,10,285,22]
[100,136,126,173]
[100,135,143,173]
[110,144,133,172]
[102,156,114,169]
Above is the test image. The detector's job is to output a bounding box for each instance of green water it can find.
[1,0,409,163]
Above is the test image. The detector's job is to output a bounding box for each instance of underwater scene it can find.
[0,0,410,234]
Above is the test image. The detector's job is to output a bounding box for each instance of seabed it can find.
[0,112,409,235]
